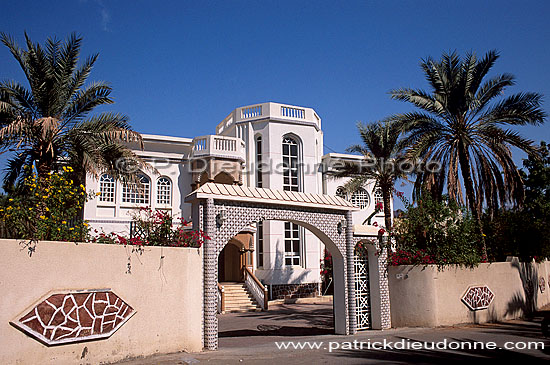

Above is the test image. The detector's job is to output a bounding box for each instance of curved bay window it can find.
[282,136,300,192]
[99,174,115,203]
[122,174,150,205]
[157,176,172,205]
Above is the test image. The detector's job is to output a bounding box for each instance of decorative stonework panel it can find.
[354,246,371,330]
[461,285,495,311]
[540,277,546,293]
[11,290,135,345]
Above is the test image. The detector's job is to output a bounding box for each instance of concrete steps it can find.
[220,282,262,313]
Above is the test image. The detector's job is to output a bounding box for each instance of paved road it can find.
[115,302,550,364]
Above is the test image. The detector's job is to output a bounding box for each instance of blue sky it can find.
[1,0,550,204]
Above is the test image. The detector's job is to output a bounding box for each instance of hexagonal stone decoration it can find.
[10,290,135,346]
[461,285,495,311]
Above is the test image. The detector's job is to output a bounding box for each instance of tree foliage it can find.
[0,32,146,189]
[483,141,550,261]
[391,50,546,225]
[331,119,407,232]
[392,192,483,268]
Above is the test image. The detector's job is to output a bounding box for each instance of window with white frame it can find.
[282,136,300,191]
[99,174,115,203]
[284,222,301,266]
[256,221,264,268]
[156,177,172,205]
[256,136,263,188]
[122,174,150,205]
[351,188,370,209]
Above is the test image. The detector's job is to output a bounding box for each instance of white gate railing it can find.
[354,249,371,330]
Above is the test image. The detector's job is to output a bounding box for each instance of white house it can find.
[84,102,391,300]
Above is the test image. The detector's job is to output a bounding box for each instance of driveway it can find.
[218,301,335,348]
[115,302,550,364]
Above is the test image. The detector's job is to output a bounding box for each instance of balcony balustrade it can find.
[191,135,246,161]
[216,102,321,134]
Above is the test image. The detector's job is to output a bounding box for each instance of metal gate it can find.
[354,244,371,330]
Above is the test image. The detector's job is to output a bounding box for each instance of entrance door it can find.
[218,243,242,282]
[354,244,371,330]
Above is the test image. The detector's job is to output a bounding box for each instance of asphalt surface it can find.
[115,302,550,364]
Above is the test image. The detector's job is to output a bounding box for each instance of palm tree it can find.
[0,32,146,189]
[391,51,546,257]
[333,119,408,233]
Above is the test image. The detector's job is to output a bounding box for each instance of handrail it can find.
[243,266,268,310]
[217,283,225,314]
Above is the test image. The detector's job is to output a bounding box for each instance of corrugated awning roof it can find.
[185,183,359,211]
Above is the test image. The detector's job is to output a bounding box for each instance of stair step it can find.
[219,282,262,312]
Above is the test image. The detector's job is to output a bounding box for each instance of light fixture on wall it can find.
[216,209,226,228]
[337,219,346,234]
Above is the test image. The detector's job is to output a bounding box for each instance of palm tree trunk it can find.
[381,185,393,233]
[457,143,488,260]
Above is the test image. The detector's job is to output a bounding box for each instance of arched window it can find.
[335,186,347,200]
[122,174,150,205]
[351,188,370,209]
[156,177,172,205]
[256,135,263,188]
[282,136,300,192]
[99,174,115,203]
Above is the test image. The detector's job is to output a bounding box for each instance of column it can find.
[345,210,357,334]
[203,198,218,350]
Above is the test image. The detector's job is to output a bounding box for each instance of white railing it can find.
[281,105,305,119]
[191,135,245,161]
[243,266,268,310]
[215,102,322,133]
[241,105,263,119]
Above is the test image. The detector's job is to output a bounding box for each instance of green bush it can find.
[0,166,92,242]
[392,192,483,268]
[483,142,550,262]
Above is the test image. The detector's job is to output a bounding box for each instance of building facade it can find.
[84,102,391,298]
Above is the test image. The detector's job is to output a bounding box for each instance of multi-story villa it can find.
[84,102,391,301]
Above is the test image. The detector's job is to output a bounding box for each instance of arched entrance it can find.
[218,242,242,282]
[218,231,254,283]
[186,183,391,350]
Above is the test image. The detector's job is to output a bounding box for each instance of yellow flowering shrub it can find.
[0,167,93,242]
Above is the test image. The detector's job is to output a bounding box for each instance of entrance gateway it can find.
[186,183,391,350]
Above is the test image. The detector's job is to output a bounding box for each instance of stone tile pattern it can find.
[461,285,495,311]
[201,199,353,350]
[12,291,134,345]
[271,283,320,299]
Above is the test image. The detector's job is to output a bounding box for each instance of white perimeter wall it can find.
[389,260,550,327]
[0,239,203,364]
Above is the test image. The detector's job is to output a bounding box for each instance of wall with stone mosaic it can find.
[270,283,320,299]
[388,260,550,327]
[0,239,203,365]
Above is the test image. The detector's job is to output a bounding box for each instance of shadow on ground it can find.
[331,319,550,364]
[218,302,334,338]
